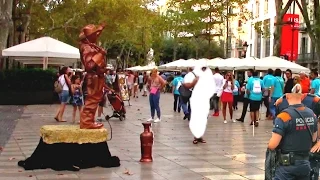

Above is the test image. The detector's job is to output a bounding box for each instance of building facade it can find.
[235,0,318,69]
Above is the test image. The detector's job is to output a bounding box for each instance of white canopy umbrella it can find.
[2,36,80,69]
[159,59,186,69]
[126,66,142,71]
[257,56,310,73]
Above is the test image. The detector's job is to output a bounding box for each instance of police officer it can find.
[268,93,318,180]
[275,93,320,180]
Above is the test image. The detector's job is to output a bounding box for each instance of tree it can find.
[295,0,320,65]
[166,0,249,58]
[0,0,13,51]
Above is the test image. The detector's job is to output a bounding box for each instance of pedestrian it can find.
[232,75,240,110]
[236,69,253,122]
[181,68,194,120]
[269,68,284,119]
[212,67,224,116]
[310,70,320,96]
[284,69,294,93]
[291,76,302,93]
[221,71,235,123]
[299,71,310,93]
[263,68,274,119]
[54,67,72,122]
[172,71,183,112]
[71,75,83,124]
[268,93,317,180]
[246,71,264,127]
[146,68,166,123]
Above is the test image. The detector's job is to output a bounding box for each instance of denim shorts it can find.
[59,90,70,103]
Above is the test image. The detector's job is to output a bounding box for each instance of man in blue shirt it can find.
[269,68,285,119]
[172,72,184,112]
[263,69,274,119]
[310,70,320,97]
[247,71,264,127]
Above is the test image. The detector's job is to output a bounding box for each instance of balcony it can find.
[297,53,319,64]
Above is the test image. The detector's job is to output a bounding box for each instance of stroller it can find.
[104,90,126,121]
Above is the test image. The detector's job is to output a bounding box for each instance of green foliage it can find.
[0,69,56,92]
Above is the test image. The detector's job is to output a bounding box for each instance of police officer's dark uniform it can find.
[273,104,317,180]
[275,93,320,180]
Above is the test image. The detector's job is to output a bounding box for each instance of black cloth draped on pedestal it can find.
[18,138,120,171]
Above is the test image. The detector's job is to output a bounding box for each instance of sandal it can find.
[198,138,206,143]
[193,139,198,144]
[54,117,59,122]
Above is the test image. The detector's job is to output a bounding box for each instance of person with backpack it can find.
[246,71,264,127]
[269,68,285,119]
[54,67,72,122]
[180,68,195,121]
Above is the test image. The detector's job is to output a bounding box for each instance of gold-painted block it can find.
[40,125,108,144]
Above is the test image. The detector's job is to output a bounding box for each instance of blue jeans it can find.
[274,160,310,180]
[149,91,161,119]
[269,97,279,118]
[180,97,191,115]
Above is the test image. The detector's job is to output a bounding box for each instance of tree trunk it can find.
[0,0,13,51]
[273,0,293,56]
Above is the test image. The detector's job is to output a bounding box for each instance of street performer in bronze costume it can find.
[79,23,107,129]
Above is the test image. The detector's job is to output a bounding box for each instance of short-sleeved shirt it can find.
[138,75,144,84]
[263,74,274,89]
[301,77,311,93]
[273,104,317,153]
[247,77,264,101]
[233,80,240,95]
[222,79,233,93]
[271,76,285,98]
[311,78,320,96]
[172,76,184,95]
[58,75,69,91]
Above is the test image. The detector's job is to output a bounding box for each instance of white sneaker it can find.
[224,120,227,124]
[232,119,236,123]
[154,118,161,123]
[147,118,154,122]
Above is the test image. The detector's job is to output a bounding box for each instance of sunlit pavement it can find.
[0,93,273,180]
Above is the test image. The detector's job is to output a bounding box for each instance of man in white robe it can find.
[183,61,216,144]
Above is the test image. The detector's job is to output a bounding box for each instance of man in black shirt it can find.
[284,69,294,93]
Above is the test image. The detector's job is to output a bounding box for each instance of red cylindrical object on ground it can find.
[140,122,153,162]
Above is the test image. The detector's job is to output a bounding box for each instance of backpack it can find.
[54,76,65,93]
[178,72,196,102]
[252,79,262,93]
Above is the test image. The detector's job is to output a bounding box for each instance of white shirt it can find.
[58,75,69,91]
[213,73,224,95]
[183,71,196,90]
[223,79,233,93]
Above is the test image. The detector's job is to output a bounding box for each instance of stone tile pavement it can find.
[0,93,275,180]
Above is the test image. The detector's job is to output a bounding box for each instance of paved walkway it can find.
[0,93,274,180]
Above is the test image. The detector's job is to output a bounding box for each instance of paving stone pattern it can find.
[0,106,23,148]
[0,93,275,180]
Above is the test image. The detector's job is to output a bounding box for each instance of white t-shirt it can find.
[222,79,233,93]
[213,73,224,95]
[58,75,69,91]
